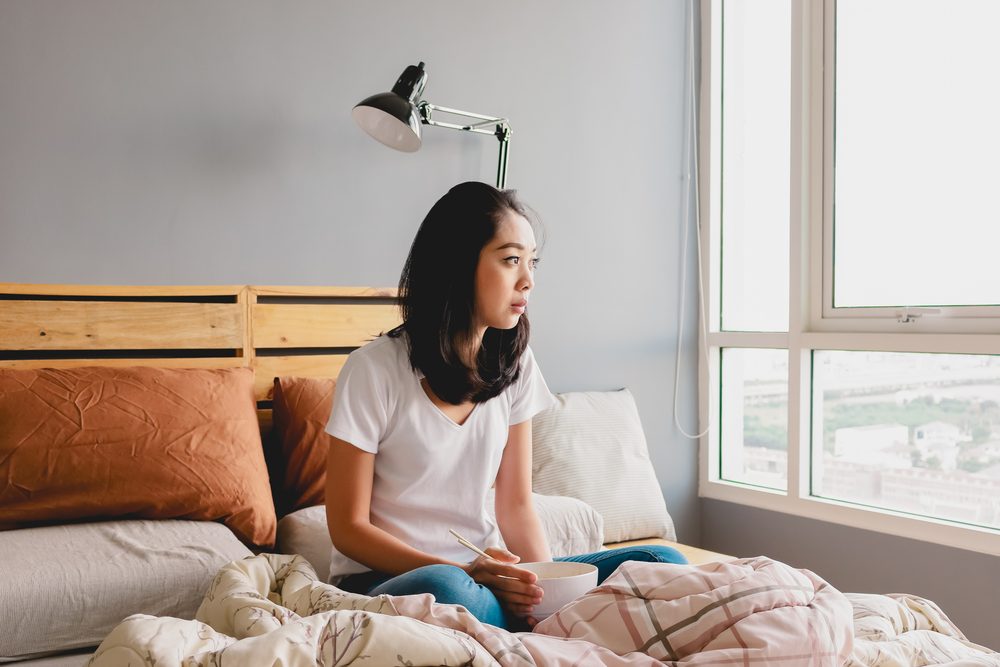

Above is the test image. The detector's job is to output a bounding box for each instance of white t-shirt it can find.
[324,334,556,582]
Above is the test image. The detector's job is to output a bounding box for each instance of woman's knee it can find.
[634,545,689,565]
[411,563,473,598]
[607,545,688,565]
[373,564,505,627]
[373,564,470,598]
[374,564,490,605]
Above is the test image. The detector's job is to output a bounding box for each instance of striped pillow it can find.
[531,389,676,543]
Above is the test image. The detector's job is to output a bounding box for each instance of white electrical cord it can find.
[673,0,711,439]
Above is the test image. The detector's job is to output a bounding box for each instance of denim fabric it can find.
[555,544,687,582]
[337,545,688,631]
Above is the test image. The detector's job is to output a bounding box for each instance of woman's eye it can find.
[503,255,540,268]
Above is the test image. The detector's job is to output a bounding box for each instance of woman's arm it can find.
[325,436,459,574]
[494,420,552,563]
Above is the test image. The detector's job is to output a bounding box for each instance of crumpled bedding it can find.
[86,553,1000,666]
[846,592,1000,666]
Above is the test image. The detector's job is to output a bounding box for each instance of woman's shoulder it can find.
[502,344,540,394]
[517,343,540,370]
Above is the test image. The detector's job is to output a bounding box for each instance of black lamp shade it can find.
[353,62,427,153]
[352,92,422,152]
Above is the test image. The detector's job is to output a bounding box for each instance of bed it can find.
[1,283,997,666]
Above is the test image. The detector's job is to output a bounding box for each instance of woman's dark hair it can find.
[388,181,538,405]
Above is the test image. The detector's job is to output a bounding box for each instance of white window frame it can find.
[698,0,1000,557]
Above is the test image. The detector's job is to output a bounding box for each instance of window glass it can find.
[834,0,1000,308]
[721,348,789,490]
[720,0,790,331]
[813,350,1000,530]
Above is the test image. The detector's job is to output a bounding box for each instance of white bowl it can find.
[516,561,598,619]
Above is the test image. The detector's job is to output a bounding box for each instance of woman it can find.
[325,181,685,630]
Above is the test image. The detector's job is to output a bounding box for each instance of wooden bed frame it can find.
[0,282,733,564]
[0,283,399,436]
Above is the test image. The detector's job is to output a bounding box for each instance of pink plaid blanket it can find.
[524,556,855,665]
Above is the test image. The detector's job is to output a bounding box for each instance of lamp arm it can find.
[422,119,498,137]
[419,101,504,125]
[418,101,511,188]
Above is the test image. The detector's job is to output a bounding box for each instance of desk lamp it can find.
[353,62,511,188]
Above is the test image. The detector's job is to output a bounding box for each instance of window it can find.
[700,0,1000,556]
[831,1,1000,312]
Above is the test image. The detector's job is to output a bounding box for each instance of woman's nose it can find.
[519,267,534,290]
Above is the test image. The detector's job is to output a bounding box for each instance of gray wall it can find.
[0,2,701,540]
[703,500,1000,649]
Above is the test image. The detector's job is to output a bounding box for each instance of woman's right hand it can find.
[462,547,544,620]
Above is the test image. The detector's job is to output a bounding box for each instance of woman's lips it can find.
[511,301,527,314]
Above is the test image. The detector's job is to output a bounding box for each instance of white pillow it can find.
[276,505,335,581]
[0,520,252,660]
[277,493,605,582]
[531,389,677,544]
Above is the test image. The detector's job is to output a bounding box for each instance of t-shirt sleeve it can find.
[509,345,558,425]
[324,349,389,454]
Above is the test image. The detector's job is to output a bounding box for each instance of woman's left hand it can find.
[461,547,544,621]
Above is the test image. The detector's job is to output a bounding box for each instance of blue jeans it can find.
[338,545,687,630]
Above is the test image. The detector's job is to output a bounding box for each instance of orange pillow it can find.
[0,366,276,547]
[271,376,336,514]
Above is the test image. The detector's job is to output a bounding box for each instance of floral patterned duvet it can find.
[86,553,999,666]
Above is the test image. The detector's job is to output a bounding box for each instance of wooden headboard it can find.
[0,284,400,434]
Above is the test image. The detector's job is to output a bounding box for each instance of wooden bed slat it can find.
[0,283,244,297]
[252,354,348,400]
[251,285,396,299]
[252,303,399,348]
[0,300,244,350]
[0,357,246,371]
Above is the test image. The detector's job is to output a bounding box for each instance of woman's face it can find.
[473,210,537,331]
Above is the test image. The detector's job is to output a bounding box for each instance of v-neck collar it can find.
[415,372,479,428]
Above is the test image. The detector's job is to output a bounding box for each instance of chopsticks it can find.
[449,529,498,562]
